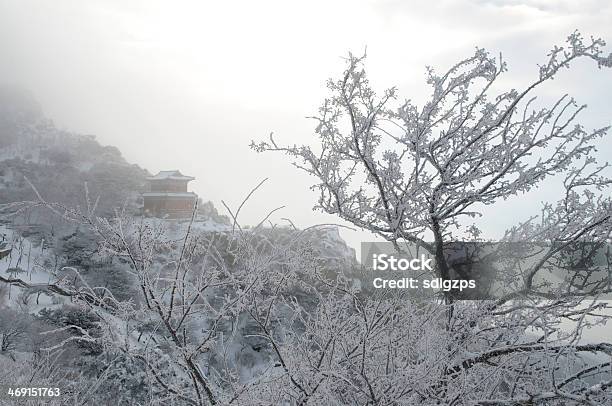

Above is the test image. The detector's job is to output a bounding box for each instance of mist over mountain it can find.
[0,86,149,217]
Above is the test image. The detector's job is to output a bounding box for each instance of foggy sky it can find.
[1,0,611,252]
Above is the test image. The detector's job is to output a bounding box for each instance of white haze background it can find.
[0,0,611,253]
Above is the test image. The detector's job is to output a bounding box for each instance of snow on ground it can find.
[0,216,234,311]
[0,224,67,310]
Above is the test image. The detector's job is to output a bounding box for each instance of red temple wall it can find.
[149,180,189,193]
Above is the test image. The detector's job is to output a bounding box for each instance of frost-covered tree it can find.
[3,187,342,405]
[0,308,29,354]
[247,32,612,403]
[253,32,612,295]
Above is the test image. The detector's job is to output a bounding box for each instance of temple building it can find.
[142,170,198,218]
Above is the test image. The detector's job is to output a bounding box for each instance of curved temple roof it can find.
[146,170,195,181]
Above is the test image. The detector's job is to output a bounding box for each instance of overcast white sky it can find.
[1,0,611,253]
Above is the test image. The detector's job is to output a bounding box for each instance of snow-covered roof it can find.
[142,192,198,198]
[147,170,195,181]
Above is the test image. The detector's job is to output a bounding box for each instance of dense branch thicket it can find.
[5,195,612,405]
